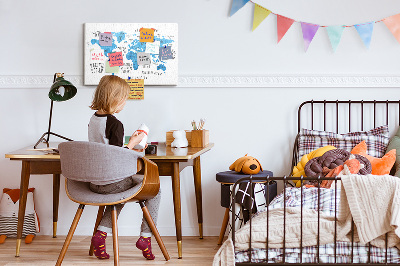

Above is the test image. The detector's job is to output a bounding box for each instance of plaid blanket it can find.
[235,186,400,263]
[267,186,341,216]
[228,181,277,235]
[235,242,400,263]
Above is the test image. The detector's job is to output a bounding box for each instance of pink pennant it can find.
[301,22,320,52]
[383,14,400,44]
[277,15,295,43]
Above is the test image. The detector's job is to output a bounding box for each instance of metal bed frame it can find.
[232,100,400,265]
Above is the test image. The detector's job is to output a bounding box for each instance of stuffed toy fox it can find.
[0,188,39,244]
[230,154,263,175]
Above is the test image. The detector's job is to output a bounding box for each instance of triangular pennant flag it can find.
[354,22,374,49]
[326,25,345,52]
[301,22,320,52]
[230,0,250,17]
[252,4,271,31]
[383,14,400,44]
[277,15,295,43]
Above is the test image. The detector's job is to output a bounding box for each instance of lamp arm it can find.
[45,73,57,143]
[33,73,75,149]
[46,100,54,143]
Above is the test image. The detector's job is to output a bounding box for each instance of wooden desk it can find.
[5,142,213,259]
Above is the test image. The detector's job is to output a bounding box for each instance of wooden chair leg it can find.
[111,205,119,266]
[218,208,230,245]
[139,201,170,261]
[56,204,85,266]
[89,206,105,256]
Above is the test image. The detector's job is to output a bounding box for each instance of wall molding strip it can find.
[0,75,399,88]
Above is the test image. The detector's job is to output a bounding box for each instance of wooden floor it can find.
[0,236,223,265]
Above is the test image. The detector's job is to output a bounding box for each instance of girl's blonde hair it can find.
[90,75,130,114]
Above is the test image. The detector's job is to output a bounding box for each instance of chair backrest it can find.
[59,141,142,183]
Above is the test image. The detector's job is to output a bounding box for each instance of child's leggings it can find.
[89,176,161,237]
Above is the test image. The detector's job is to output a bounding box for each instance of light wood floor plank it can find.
[0,236,222,265]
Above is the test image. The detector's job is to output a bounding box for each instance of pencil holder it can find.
[191,130,209,148]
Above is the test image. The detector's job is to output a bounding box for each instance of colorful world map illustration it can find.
[84,23,178,85]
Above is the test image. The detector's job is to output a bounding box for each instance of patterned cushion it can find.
[296,125,390,164]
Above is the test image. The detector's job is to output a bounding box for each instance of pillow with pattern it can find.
[295,125,389,165]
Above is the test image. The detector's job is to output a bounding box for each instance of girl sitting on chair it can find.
[88,75,161,260]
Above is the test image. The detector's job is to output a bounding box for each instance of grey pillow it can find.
[386,127,400,177]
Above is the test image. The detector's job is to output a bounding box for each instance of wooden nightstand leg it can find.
[218,208,230,245]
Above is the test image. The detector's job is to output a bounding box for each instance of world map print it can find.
[84,23,178,85]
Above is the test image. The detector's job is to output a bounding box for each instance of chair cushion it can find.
[216,170,273,184]
[66,175,144,204]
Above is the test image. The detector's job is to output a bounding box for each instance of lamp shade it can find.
[48,76,77,102]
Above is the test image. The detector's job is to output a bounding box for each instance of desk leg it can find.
[171,162,182,259]
[193,157,203,239]
[16,161,31,257]
[53,174,60,238]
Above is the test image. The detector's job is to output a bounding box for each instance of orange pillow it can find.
[351,140,396,175]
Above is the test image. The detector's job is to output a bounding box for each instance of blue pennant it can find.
[354,22,374,49]
[230,0,250,17]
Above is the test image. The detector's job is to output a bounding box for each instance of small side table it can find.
[216,170,276,245]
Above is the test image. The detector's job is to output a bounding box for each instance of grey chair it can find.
[55,141,169,266]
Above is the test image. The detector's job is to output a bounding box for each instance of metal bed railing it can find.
[231,100,400,265]
[231,175,393,265]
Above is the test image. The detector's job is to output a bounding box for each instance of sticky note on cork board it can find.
[109,52,123,67]
[140,28,155,42]
[126,79,144,100]
[99,32,113,46]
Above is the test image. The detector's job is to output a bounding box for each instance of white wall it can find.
[1,0,400,236]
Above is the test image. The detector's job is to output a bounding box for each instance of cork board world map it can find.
[84,23,178,85]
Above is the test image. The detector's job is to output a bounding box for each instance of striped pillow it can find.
[296,125,390,164]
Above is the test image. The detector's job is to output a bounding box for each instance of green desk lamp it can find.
[34,73,77,149]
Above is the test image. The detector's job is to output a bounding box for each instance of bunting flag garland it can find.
[326,26,345,52]
[229,0,400,52]
[354,22,374,49]
[230,0,250,17]
[383,14,400,44]
[301,22,319,52]
[277,15,295,43]
[253,4,271,31]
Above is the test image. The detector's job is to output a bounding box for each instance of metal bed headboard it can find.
[297,100,400,133]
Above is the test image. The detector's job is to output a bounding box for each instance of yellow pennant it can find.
[253,4,271,31]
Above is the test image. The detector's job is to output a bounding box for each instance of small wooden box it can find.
[191,130,209,148]
[166,130,192,146]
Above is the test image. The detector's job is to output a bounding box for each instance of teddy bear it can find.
[0,188,39,244]
[171,130,188,148]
